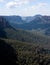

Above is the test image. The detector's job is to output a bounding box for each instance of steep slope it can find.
[0,39,17,64]
[0,16,10,38]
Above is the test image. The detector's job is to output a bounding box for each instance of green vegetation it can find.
[1,38,50,65]
[4,27,50,45]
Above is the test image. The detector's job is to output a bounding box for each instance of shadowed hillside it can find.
[0,39,18,65]
[1,38,50,65]
[0,16,7,38]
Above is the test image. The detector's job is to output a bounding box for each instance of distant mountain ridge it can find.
[3,15,50,24]
[0,15,50,36]
[4,16,25,24]
[5,15,50,36]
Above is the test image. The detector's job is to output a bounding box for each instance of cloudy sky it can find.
[0,0,50,16]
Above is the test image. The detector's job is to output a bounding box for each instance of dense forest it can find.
[0,38,50,65]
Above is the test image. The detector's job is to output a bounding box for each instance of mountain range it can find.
[3,15,50,36]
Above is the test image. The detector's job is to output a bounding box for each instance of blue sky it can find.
[0,0,50,16]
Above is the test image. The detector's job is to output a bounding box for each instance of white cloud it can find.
[6,1,17,8]
[14,0,34,2]
[0,0,49,16]
[6,0,29,8]
[31,3,47,10]
[22,2,47,12]
[19,2,48,16]
[0,0,4,2]
[6,0,36,8]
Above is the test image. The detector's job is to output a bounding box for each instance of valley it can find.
[0,15,50,65]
